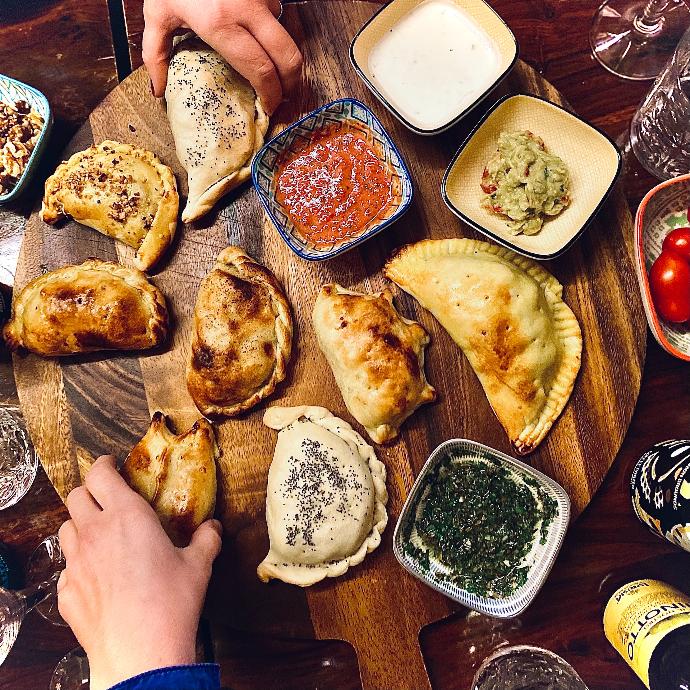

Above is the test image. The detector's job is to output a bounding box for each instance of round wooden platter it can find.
[12,2,646,688]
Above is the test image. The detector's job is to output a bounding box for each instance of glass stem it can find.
[14,571,60,616]
[634,0,673,35]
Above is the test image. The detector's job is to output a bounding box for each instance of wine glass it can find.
[590,0,690,80]
[472,645,589,690]
[0,536,90,688]
[50,647,90,690]
[0,571,60,666]
[26,534,68,626]
[0,406,38,511]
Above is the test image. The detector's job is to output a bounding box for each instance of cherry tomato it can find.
[649,251,690,323]
[662,227,690,261]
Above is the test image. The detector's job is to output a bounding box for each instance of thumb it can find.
[185,519,222,568]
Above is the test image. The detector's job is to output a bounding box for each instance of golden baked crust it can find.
[3,259,168,356]
[41,140,178,271]
[258,406,388,587]
[166,35,269,222]
[187,246,293,417]
[123,412,218,547]
[313,284,436,444]
[385,238,582,454]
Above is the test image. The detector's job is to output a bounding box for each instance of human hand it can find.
[57,455,222,690]
[143,0,303,114]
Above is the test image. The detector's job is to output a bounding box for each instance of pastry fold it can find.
[166,35,269,222]
[385,238,582,453]
[187,247,292,417]
[123,412,218,546]
[41,140,178,271]
[3,259,168,356]
[313,283,436,443]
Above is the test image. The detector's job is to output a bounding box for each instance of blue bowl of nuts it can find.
[0,74,53,204]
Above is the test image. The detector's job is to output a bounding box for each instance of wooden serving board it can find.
[12,2,646,688]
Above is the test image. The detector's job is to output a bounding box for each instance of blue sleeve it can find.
[107,664,220,690]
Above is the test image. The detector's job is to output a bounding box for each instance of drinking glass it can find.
[0,571,60,666]
[590,0,690,80]
[630,23,690,178]
[0,406,38,511]
[472,645,589,690]
[0,536,90,688]
[50,647,90,690]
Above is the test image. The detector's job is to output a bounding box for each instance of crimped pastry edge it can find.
[187,246,293,418]
[313,283,436,444]
[181,97,268,223]
[384,238,582,454]
[3,258,169,355]
[40,140,179,272]
[257,405,388,586]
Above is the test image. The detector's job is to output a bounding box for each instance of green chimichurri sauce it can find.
[405,455,558,599]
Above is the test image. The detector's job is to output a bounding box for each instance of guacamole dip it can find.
[481,130,571,236]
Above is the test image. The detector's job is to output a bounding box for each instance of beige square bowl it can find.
[443,94,622,259]
[350,0,518,135]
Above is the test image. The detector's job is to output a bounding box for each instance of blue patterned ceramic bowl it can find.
[0,74,52,204]
[252,98,413,261]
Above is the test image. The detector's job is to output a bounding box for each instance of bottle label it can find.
[604,579,690,688]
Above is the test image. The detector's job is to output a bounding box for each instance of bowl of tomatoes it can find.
[636,173,690,361]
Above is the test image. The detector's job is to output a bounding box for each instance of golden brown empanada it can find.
[187,246,292,417]
[258,406,388,586]
[3,259,168,356]
[166,35,269,222]
[123,412,218,546]
[312,284,436,444]
[385,239,582,454]
[41,141,178,271]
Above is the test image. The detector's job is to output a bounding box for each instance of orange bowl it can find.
[635,174,690,361]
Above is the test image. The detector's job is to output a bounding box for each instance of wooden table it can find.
[0,2,687,689]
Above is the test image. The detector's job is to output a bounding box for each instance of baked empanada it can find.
[166,35,269,222]
[313,284,436,444]
[41,141,178,271]
[3,259,168,356]
[385,239,582,454]
[187,246,292,417]
[258,406,388,586]
[123,412,218,546]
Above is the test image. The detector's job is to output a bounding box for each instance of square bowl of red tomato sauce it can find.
[252,98,413,261]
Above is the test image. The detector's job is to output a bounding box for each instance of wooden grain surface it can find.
[2,2,689,690]
[10,2,647,689]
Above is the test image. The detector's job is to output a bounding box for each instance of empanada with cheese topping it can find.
[123,412,218,546]
[3,259,168,356]
[41,141,178,271]
[313,284,436,444]
[187,246,292,417]
[166,35,269,222]
[258,406,388,586]
[385,239,582,454]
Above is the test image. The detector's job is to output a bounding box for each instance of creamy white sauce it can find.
[368,0,502,130]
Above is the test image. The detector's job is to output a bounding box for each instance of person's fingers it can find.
[142,20,176,97]
[65,486,101,526]
[83,455,130,510]
[246,11,302,98]
[184,519,222,569]
[58,520,79,559]
[202,27,283,114]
